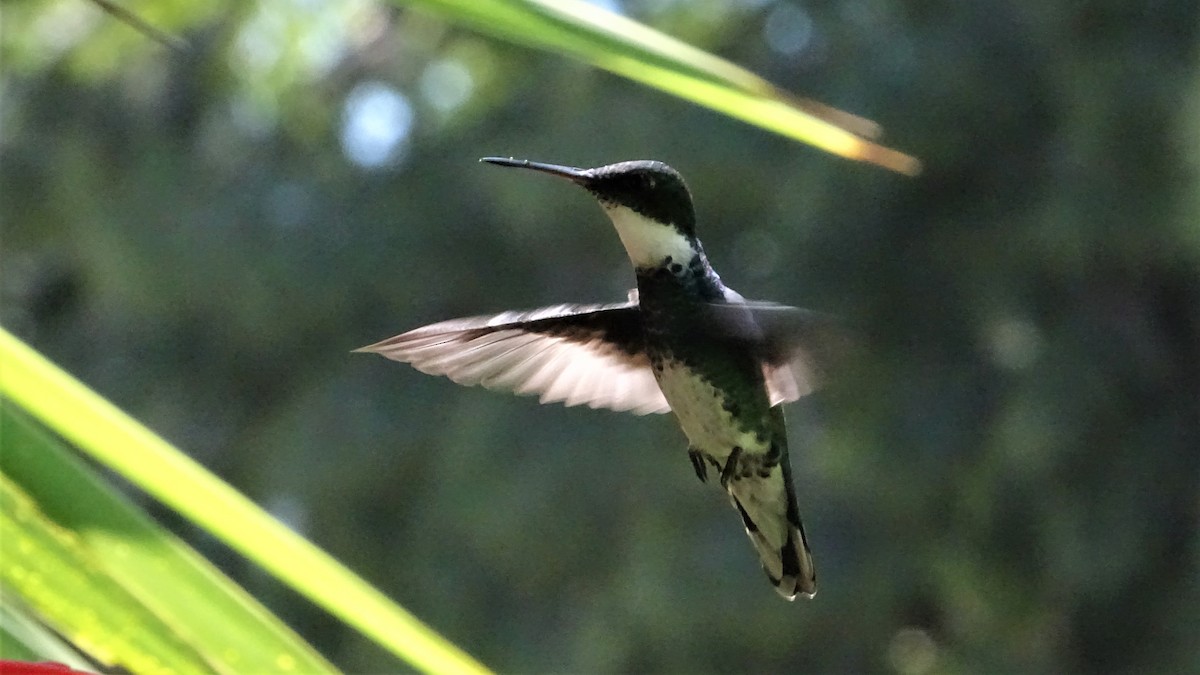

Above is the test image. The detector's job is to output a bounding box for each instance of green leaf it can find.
[398,0,920,174]
[0,404,336,674]
[0,598,94,668]
[0,473,213,674]
[0,327,490,675]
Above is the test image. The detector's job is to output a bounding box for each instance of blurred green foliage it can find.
[2,0,1198,672]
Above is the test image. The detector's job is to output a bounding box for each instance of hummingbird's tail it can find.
[776,477,818,600]
[726,410,816,600]
[730,480,816,599]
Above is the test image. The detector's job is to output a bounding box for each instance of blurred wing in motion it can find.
[703,300,850,406]
[356,302,672,415]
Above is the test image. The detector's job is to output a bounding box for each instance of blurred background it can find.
[3,0,1199,672]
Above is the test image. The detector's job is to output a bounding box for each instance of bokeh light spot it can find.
[887,627,938,675]
[763,3,814,56]
[340,81,414,169]
[985,316,1041,371]
[419,59,475,113]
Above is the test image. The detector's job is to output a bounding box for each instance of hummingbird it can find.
[357,157,842,600]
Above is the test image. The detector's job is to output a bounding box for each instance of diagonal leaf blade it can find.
[0,404,336,674]
[1,590,101,668]
[0,328,491,675]
[398,0,920,174]
[0,474,214,675]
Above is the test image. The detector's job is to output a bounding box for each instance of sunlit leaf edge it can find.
[0,404,337,674]
[0,328,491,675]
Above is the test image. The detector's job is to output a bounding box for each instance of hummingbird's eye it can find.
[646,175,657,189]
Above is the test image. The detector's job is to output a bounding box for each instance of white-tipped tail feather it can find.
[733,498,817,600]
[727,459,817,600]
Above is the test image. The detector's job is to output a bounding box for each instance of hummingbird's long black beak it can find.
[480,157,592,184]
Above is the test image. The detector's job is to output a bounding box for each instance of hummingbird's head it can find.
[482,157,701,270]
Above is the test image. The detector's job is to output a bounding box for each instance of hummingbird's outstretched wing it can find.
[356,302,672,415]
[703,300,849,406]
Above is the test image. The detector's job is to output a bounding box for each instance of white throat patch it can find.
[602,204,697,269]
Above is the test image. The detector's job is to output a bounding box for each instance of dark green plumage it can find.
[637,254,775,436]
[634,248,816,598]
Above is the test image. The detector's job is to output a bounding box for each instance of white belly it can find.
[656,360,769,462]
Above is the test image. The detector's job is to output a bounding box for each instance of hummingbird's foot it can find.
[720,446,744,490]
[688,447,708,483]
[764,441,782,468]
